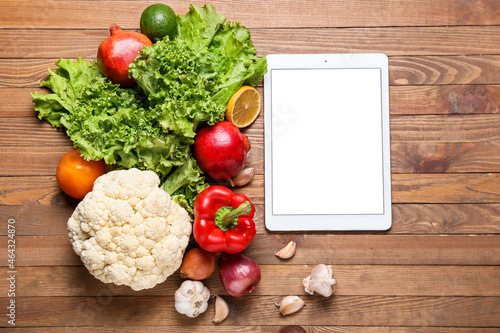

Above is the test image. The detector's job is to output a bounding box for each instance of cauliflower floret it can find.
[67,168,192,291]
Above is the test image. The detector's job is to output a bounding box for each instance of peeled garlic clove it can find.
[212,296,229,323]
[276,296,306,316]
[275,240,297,259]
[303,264,336,297]
[229,168,255,187]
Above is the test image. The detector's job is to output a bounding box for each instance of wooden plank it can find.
[390,55,500,86]
[2,0,500,29]
[4,265,499,297]
[0,88,40,117]
[390,85,500,115]
[3,327,499,333]
[390,114,500,143]
[4,26,500,59]
[2,234,498,266]
[2,203,500,237]
[6,85,500,118]
[392,173,500,204]
[5,113,500,149]
[390,203,500,234]
[0,176,73,206]
[0,147,71,176]
[0,59,56,88]
[4,56,500,89]
[3,173,500,206]
[390,142,500,173]
[0,205,76,236]
[0,30,105,60]
[3,141,500,176]
[0,117,72,147]
[2,0,500,331]
[257,26,500,57]
[5,295,499,327]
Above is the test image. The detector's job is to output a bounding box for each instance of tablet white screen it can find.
[271,68,384,215]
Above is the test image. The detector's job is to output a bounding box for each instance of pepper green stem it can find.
[215,201,252,232]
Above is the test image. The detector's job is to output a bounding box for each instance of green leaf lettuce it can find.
[31,4,266,214]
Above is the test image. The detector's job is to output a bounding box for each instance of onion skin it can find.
[180,248,219,281]
[219,253,261,297]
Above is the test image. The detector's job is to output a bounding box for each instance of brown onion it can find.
[180,248,219,280]
[219,253,261,297]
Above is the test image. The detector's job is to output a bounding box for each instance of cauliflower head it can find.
[67,168,192,291]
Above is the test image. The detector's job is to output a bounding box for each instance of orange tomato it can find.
[56,149,106,199]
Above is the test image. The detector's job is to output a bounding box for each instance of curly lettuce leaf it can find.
[179,4,267,103]
[161,157,209,217]
[176,4,226,53]
[130,3,267,136]
[32,58,189,178]
[32,4,267,217]
[32,58,103,128]
[130,40,226,139]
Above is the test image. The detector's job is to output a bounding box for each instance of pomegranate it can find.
[97,24,152,87]
[194,121,251,180]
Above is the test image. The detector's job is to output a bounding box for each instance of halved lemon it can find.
[226,85,261,128]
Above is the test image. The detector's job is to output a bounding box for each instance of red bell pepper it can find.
[193,185,256,254]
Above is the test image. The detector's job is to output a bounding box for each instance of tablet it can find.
[263,53,392,231]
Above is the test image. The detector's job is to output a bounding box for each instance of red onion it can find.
[219,252,261,297]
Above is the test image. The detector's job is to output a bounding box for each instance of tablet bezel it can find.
[263,53,392,231]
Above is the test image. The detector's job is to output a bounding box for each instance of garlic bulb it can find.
[276,296,306,316]
[174,280,210,317]
[213,296,229,323]
[303,264,336,297]
[275,240,296,259]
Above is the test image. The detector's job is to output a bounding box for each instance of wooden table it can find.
[1,0,500,331]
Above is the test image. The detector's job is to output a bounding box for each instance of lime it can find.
[140,4,178,43]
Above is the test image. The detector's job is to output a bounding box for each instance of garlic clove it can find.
[303,264,336,297]
[213,296,229,323]
[276,296,306,316]
[275,240,297,259]
[229,168,255,187]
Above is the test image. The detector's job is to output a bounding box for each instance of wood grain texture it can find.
[3,26,500,59]
[391,85,500,115]
[2,203,500,236]
[392,173,500,203]
[2,0,500,29]
[0,88,40,117]
[3,141,500,176]
[4,173,500,206]
[2,234,498,266]
[2,265,498,297]
[3,328,500,333]
[390,203,500,234]
[0,116,72,146]
[5,56,500,89]
[390,55,500,85]
[5,114,500,149]
[390,142,500,173]
[0,147,71,176]
[390,114,500,143]
[7,85,500,118]
[2,0,500,330]
[4,295,499,327]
